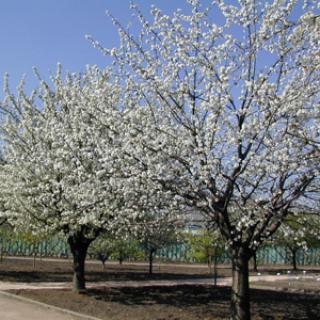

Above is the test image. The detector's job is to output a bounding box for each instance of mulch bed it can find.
[9,286,320,320]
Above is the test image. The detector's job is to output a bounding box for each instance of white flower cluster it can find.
[92,0,320,252]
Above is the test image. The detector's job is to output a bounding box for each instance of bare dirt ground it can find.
[1,257,320,320]
[9,286,320,320]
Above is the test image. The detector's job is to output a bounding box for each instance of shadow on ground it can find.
[0,270,216,283]
[11,285,320,320]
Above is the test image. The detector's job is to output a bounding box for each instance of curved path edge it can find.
[0,290,103,320]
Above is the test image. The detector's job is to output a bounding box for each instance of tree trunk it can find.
[67,234,92,292]
[149,249,155,274]
[208,254,212,274]
[33,252,36,270]
[252,252,258,273]
[213,247,218,286]
[230,248,251,320]
[0,242,3,264]
[291,248,298,271]
[98,254,107,270]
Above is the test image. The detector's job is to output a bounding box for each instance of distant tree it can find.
[137,212,178,274]
[110,238,143,265]
[17,231,49,269]
[89,235,113,270]
[251,252,258,273]
[186,228,224,284]
[0,222,12,263]
[273,214,320,270]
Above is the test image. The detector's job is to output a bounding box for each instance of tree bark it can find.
[208,254,213,275]
[33,252,36,270]
[213,247,218,286]
[0,242,3,264]
[230,248,251,320]
[252,252,258,273]
[67,233,92,292]
[149,249,155,274]
[97,254,107,270]
[290,248,298,271]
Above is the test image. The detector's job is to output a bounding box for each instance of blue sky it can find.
[0,0,211,96]
[0,0,311,97]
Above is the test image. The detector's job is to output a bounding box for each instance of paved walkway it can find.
[0,291,84,320]
[0,274,307,291]
[0,278,220,290]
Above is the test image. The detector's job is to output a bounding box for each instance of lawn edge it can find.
[0,290,103,320]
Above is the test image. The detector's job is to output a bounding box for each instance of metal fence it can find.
[1,236,320,266]
[0,237,69,258]
[157,244,320,266]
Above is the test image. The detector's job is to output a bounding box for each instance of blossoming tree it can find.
[0,66,128,291]
[90,0,320,318]
[136,210,179,274]
[273,213,320,270]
